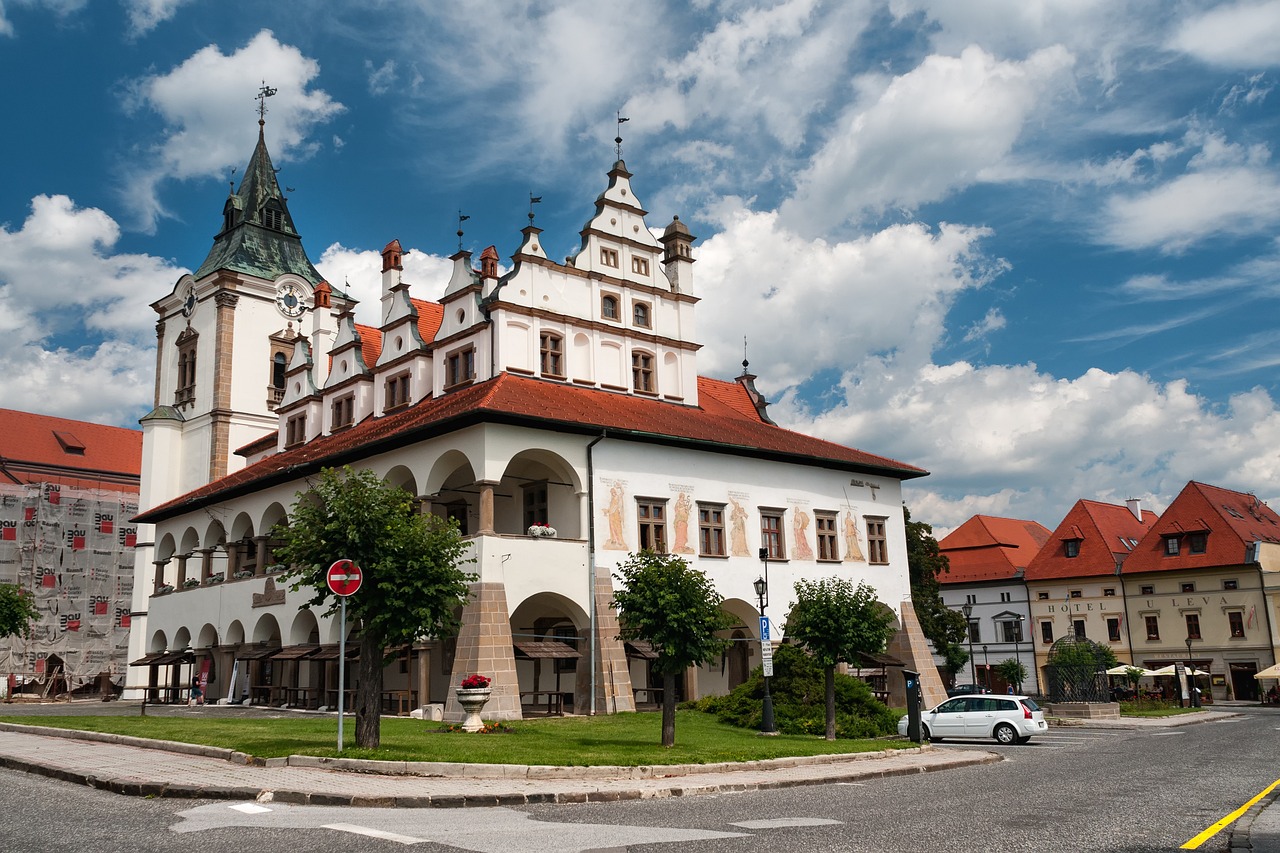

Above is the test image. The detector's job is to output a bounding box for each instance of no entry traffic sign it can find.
[326,559,363,597]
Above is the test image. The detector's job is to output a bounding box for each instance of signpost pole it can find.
[326,559,362,754]
[337,595,346,752]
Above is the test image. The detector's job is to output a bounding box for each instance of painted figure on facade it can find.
[729,498,750,557]
[672,492,694,554]
[843,512,866,562]
[792,508,814,560]
[603,483,628,550]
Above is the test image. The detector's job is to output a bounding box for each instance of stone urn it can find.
[455,687,492,732]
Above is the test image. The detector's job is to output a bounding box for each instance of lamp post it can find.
[961,602,976,686]
[754,566,777,735]
[982,644,990,692]
[1012,614,1025,693]
[1185,635,1200,708]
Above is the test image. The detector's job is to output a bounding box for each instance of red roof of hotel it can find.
[1024,499,1157,581]
[938,515,1052,583]
[139,373,926,523]
[1122,481,1280,574]
[0,408,141,492]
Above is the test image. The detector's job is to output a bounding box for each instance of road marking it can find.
[1150,732,1186,736]
[229,804,272,814]
[1180,777,1280,850]
[731,818,843,829]
[322,823,425,845]
[835,782,866,786]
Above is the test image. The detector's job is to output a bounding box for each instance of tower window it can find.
[600,247,619,268]
[631,351,654,393]
[262,205,283,230]
[174,330,198,408]
[539,332,564,378]
[272,353,287,389]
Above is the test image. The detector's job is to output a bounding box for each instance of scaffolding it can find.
[0,483,135,696]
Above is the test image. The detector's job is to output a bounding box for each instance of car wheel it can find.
[994,723,1017,745]
[923,725,941,742]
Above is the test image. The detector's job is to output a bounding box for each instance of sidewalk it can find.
[0,720,998,807]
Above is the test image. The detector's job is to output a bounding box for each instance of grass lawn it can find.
[0,710,911,766]
[1118,702,1204,718]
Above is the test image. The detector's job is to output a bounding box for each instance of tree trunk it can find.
[825,664,836,741]
[661,670,676,747]
[355,633,383,749]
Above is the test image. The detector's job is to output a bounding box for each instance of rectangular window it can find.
[1188,532,1207,554]
[285,414,307,447]
[1073,619,1087,640]
[967,620,981,644]
[632,302,651,328]
[1140,585,1154,595]
[1181,582,1195,593]
[1103,588,1117,597]
[1064,539,1080,558]
[600,247,619,268]
[631,256,649,276]
[1000,621,1019,642]
[331,395,354,429]
[1145,615,1160,640]
[1164,536,1180,556]
[523,482,548,528]
[1000,592,1012,603]
[865,517,888,564]
[1107,618,1121,642]
[760,509,786,560]
[698,503,726,557]
[631,351,654,392]
[601,294,619,320]
[1223,579,1238,590]
[539,332,564,377]
[815,511,839,561]
[1069,590,1082,598]
[965,593,977,605]
[446,347,475,387]
[1037,592,1050,600]
[1229,611,1245,638]
[553,626,578,673]
[175,335,198,408]
[636,499,667,553]
[385,373,410,410]
[1185,613,1201,639]
[1040,621,1054,644]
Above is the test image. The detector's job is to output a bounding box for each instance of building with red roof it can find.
[127,122,943,716]
[0,408,141,695]
[937,515,1051,692]
[1120,482,1280,700]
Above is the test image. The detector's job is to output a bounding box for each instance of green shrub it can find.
[688,643,900,738]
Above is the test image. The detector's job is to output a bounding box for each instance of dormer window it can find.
[632,302,651,328]
[1064,538,1081,558]
[1164,536,1180,556]
[601,247,619,268]
[446,346,476,388]
[601,294,619,321]
[1188,532,1207,554]
[385,373,410,410]
[539,332,564,378]
[331,395,354,430]
[631,256,649,276]
[262,205,283,231]
[285,414,307,447]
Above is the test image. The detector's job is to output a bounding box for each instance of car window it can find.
[937,699,967,714]
[997,699,1017,712]
[1021,698,1041,712]
[976,698,1001,712]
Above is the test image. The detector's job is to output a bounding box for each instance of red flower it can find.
[460,673,491,690]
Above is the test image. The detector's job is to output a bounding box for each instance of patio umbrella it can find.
[1106,664,1158,676]
[1149,664,1209,676]
[1253,663,1280,680]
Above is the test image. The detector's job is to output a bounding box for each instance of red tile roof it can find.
[137,372,926,523]
[1024,499,1157,581]
[353,298,444,368]
[0,408,141,492]
[938,515,1052,583]
[1122,481,1280,574]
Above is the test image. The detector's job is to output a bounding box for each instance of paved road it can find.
[0,701,1276,851]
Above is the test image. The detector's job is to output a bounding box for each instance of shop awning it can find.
[151,650,194,666]
[625,640,658,660]
[271,644,321,660]
[310,644,360,661]
[514,641,580,660]
[234,645,281,661]
[855,651,905,668]
[129,651,168,667]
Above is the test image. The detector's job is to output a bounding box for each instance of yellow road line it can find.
[1181,778,1280,849]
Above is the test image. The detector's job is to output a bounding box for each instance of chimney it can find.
[1126,498,1142,521]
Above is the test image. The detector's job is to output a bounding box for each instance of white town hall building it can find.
[126,116,943,719]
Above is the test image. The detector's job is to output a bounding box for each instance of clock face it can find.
[181,284,197,317]
[276,282,307,319]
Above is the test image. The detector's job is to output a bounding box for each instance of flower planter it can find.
[455,687,492,732]
[527,525,558,538]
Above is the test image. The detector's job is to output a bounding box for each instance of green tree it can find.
[996,658,1028,692]
[904,507,968,675]
[1047,637,1117,670]
[273,467,476,748]
[786,578,896,740]
[0,584,39,639]
[612,551,732,747]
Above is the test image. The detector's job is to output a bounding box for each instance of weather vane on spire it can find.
[742,336,750,375]
[457,211,470,251]
[257,82,278,124]
[528,194,542,226]
[615,111,629,159]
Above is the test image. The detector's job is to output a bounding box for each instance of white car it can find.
[899,694,1047,745]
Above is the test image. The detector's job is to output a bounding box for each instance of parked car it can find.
[946,683,989,697]
[898,695,1047,745]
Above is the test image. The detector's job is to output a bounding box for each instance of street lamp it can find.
[753,567,777,735]
[1185,635,1200,708]
[982,644,990,692]
[1012,614,1025,693]
[961,602,976,686]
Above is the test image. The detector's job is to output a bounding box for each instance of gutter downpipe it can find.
[1255,544,1278,669]
[586,431,607,716]
[1119,560,1137,666]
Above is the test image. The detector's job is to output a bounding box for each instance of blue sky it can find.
[2,0,1279,533]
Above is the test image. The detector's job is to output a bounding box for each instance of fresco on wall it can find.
[671,492,695,555]
[602,482,629,551]
[792,508,815,560]
[728,496,750,557]
[843,512,866,562]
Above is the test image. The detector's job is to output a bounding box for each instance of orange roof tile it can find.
[1024,499,1157,581]
[939,515,1052,583]
[138,373,926,522]
[1122,481,1280,574]
[0,408,141,492]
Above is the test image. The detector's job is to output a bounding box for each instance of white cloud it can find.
[123,0,190,37]
[781,45,1075,231]
[962,308,1006,343]
[119,30,344,231]
[315,243,454,329]
[1169,1,1280,69]
[365,59,397,96]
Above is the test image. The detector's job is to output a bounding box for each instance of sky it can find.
[2,0,1280,536]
